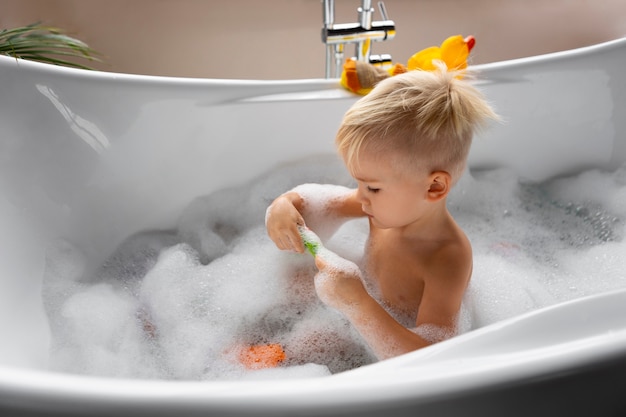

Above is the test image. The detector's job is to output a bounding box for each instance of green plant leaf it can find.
[0,22,102,70]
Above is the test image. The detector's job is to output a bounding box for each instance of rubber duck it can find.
[407,35,475,71]
[340,59,407,95]
[340,34,475,95]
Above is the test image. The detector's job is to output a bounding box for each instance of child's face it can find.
[348,151,433,229]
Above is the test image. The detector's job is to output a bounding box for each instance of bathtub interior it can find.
[0,63,362,372]
[1,37,626,385]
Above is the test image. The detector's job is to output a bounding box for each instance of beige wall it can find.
[2,0,626,79]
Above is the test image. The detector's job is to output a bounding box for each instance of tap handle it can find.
[378,1,389,20]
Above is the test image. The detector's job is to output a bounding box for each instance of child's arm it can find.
[314,246,468,360]
[313,255,430,359]
[265,184,363,253]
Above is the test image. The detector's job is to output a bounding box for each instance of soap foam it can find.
[42,156,626,380]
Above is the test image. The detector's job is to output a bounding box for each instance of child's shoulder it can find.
[420,228,472,284]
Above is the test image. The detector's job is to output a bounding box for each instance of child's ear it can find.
[426,171,451,201]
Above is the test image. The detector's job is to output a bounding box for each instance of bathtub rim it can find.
[470,35,626,72]
[1,36,624,107]
[1,287,626,415]
[1,36,625,86]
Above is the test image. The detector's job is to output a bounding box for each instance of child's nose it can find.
[355,186,369,205]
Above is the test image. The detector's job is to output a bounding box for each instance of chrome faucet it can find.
[322,0,396,78]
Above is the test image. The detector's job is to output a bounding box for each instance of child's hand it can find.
[314,252,368,311]
[265,194,306,253]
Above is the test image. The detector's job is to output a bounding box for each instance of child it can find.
[265,63,498,360]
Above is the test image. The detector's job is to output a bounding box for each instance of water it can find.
[42,156,626,380]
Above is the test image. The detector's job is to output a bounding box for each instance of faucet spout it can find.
[321,0,396,78]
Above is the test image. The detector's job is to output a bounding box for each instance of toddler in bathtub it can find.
[266,63,498,360]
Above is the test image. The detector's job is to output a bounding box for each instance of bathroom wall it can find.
[2,0,626,79]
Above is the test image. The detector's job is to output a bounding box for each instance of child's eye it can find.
[367,186,380,193]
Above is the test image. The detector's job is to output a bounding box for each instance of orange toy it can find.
[340,59,407,96]
[340,34,476,95]
[238,343,286,370]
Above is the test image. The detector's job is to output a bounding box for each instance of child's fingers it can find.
[276,232,303,253]
[290,231,305,253]
[314,254,327,270]
[277,225,304,253]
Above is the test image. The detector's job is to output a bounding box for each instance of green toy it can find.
[298,226,323,256]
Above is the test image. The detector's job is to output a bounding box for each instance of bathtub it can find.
[1,37,626,416]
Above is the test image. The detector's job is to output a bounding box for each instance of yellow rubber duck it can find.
[340,35,476,95]
[407,34,475,71]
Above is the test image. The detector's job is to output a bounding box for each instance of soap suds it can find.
[41,156,626,380]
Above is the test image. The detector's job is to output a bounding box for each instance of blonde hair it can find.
[336,62,498,183]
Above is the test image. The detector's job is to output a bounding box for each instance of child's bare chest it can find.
[364,231,426,319]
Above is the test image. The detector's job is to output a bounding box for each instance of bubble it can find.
[42,157,626,380]
[410,324,455,344]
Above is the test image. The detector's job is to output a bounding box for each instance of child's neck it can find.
[396,200,452,241]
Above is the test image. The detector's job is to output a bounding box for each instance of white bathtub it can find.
[1,37,626,416]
